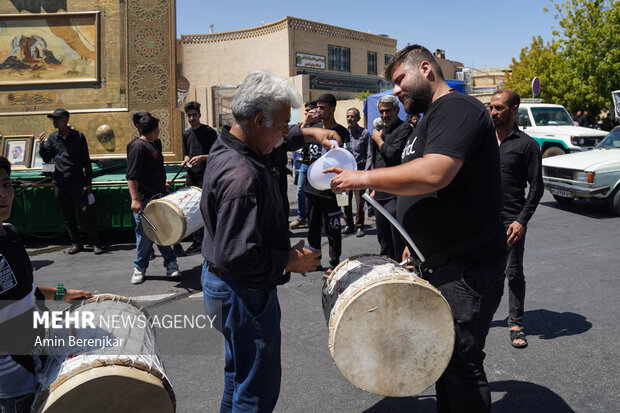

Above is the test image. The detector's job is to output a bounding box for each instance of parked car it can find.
[518,103,608,158]
[542,126,620,215]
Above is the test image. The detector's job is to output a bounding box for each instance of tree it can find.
[506,0,620,115]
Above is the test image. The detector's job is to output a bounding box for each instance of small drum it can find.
[32,294,175,413]
[322,254,454,397]
[142,186,203,246]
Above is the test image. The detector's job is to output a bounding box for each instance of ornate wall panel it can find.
[0,0,181,161]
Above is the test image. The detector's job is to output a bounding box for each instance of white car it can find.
[542,126,620,215]
[517,103,608,158]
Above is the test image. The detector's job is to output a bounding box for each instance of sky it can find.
[175,0,561,69]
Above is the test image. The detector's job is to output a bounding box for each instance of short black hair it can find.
[316,94,336,107]
[0,156,10,175]
[493,89,521,108]
[132,111,151,127]
[138,115,159,135]
[347,108,360,118]
[384,44,445,81]
[305,101,317,109]
[184,101,201,114]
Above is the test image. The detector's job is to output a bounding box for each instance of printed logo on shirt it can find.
[0,254,17,294]
[329,216,341,230]
[402,135,418,160]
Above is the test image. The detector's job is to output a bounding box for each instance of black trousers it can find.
[425,258,506,413]
[54,185,99,246]
[504,221,527,327]
[306,192,341,268]
[343,189,366,229]
[374,197,405,261]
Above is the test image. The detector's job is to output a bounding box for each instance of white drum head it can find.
[329,277,454,397]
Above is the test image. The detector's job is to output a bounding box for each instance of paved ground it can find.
[24,177,620,412]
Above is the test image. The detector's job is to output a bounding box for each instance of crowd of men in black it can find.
[7,42,609,412]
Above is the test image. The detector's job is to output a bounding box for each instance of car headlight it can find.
[574,171,595,183]
[570,136,586,146]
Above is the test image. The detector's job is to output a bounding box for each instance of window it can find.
[385,54,394,66]
[367,52,377,75]
[328,45,350,72]
[516,108,531,127]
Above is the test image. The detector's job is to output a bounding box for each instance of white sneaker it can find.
[166,262,180,278]
[131,268,145,284]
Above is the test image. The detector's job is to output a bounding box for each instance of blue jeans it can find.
[296,164,308,220]
[202,262,282,413]
[133,200,176,270]
[0,394,34,413]
[425,258,506,413]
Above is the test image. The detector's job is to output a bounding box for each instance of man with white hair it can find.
[370,95,411,260]
[200,71,339,412]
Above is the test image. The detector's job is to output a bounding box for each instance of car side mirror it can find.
[518,115,528,129]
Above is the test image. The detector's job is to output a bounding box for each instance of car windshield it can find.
[530,107,574,126]
[596,128,620,149]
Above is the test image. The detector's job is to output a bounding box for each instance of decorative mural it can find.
[0,0,181,160]
[0,12,98,86]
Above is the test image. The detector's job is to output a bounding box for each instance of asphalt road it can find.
[25,178,620,413]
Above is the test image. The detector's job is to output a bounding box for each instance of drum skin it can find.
[322,254,454,397]
[142,186,202,246]
[33,294,175,413]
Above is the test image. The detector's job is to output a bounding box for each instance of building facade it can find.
[180,17,398,127]
[0,0,181,161]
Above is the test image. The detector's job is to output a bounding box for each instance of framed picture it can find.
[3,136,33,169]
[0,12,100,86]
[31,138,44,168]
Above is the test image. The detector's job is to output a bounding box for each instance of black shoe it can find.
[173,244,187,257]
[67,244,83,255]
[356,228,365,237]
[186,242,201,254]
[342,226,354,234]
[149,247,156,260]
[93,245,104,255]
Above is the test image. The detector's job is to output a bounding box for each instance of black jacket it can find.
[39,129,93,188]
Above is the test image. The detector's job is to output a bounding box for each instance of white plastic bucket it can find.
[307,145,357,191]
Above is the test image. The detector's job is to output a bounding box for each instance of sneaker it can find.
[166,262,181,278]
[289,218,307,229]
[185,242,201,254]
[342,226,354,235]
[173,244,186,257]
[356,228,365,237]
[93,245,104,255]
[67,244,83,255]
[131,268,145,284]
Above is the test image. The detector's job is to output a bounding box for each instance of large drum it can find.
[32,294,175,413]
[142,186,203,246]
[322,254,454,397]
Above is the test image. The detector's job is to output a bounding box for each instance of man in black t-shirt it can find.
[327,45,507,413]
[305,94,348,276]
[181,102,218,253]
[126,115,179,285]
[0,156,93,412]
[370,95,410,260]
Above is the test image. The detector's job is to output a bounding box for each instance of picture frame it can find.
[31,138,44,169]
[0,12,100,86]
[2,135,33,169]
